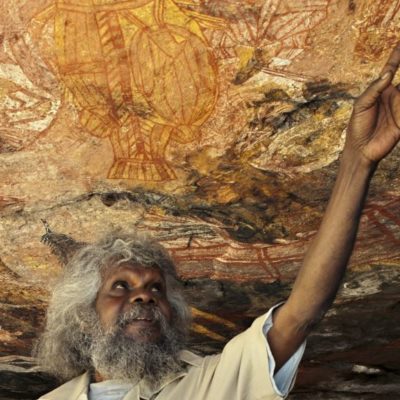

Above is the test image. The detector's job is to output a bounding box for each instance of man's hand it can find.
[346,43,400,164]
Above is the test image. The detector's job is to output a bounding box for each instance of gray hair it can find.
[34,232,191,381]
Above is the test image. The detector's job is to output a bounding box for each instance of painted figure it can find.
[30,0,220,181]
[205,0,330,79]
[0,32,60,152]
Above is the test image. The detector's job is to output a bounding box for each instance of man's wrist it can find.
[339,147,378,180]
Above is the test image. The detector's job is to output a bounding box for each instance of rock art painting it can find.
[12,0,338,182]
[0,33,60,152]
[202,0,331,82]
[30,0,221,181]
[355,0,400,61]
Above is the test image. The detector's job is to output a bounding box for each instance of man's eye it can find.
[112,281,128,290]
[151,284,162,292]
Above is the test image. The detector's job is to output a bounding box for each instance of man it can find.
[35,44,400,399]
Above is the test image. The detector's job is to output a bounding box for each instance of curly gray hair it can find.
[34,232,191,381]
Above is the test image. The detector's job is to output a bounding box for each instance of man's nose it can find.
[129,289,156,304]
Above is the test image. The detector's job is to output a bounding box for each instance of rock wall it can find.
[1,0,399,398]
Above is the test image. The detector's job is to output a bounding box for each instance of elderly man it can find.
[36,44,400,400]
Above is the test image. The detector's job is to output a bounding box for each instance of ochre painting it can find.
[355,0,400,60]
[0,0,343,182]
[30,0,221,181]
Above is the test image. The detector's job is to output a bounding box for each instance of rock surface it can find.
[1,0,400,398]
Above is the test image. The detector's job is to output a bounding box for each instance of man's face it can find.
[95,262,173,343]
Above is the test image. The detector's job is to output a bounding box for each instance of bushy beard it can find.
[90,304,185,389]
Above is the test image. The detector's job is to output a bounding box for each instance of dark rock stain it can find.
[249,80,354,133]
[97,189,286,243]
[348,0,356,13]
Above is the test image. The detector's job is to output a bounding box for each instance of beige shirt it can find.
[39,313,299,400]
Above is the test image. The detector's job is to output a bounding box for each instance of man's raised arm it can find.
[268,43,400,371]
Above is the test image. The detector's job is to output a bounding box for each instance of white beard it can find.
[90,305,185,388]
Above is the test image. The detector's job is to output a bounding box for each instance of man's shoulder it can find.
[38,372,90,400]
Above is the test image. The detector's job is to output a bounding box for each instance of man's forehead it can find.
[102,261,164,280]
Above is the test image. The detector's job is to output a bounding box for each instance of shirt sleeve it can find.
[262,303,307,398]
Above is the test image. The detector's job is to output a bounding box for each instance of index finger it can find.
[380,42,400,78]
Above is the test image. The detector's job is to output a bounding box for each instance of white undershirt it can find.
[89,381,133,400]
[89,305,306,400]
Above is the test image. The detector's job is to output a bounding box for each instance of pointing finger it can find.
[380,42,400,78]
[355,44,400,112]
